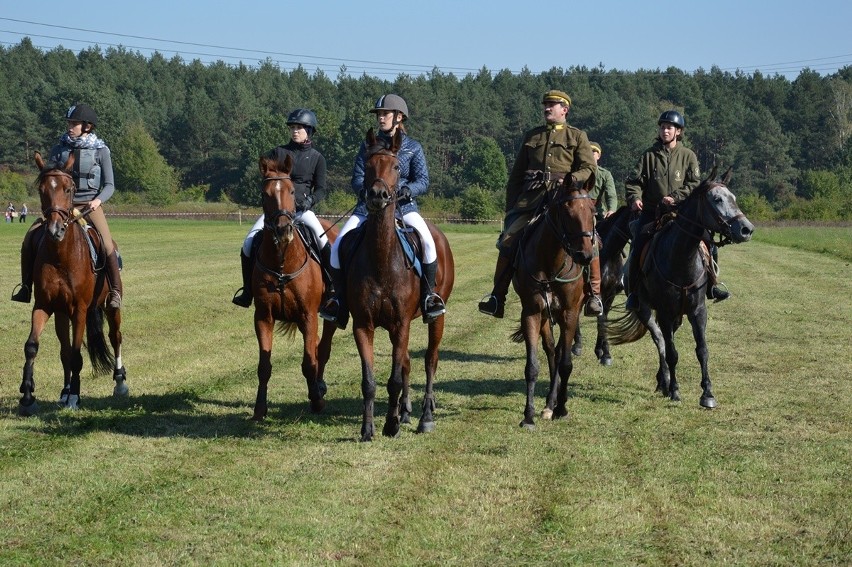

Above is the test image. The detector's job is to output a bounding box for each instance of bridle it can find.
[39,170,81,228]
[364,148,401,211]
[545,185,595,256]
[261,175,296,246]
[672,183,747,246]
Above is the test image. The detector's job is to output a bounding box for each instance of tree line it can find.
[1,38,851,221]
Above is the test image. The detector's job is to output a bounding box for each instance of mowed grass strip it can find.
[0,220,849,566]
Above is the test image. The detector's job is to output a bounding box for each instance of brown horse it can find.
[510,180,596,428]
[340,128,455,441]
[251,154,338,420]
[19,152,127,415]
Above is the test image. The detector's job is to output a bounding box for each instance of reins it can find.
[258,174,311,289]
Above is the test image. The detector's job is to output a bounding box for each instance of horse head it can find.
[34,151,77,242]
[258,153,296,245]
[692,167,755,245]
[550,179,596,265]
[363,128,401,214]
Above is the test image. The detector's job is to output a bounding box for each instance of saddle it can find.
[638,215,711,276]
[338,217,424,277]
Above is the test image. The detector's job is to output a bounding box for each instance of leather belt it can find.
[542,172,566,183]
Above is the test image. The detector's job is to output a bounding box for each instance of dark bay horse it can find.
[19,152,127,415]
[250,154,338,420]
[572,205,632,366]
[341,128,455,441]
[510,179,596,428]
[607,168,754,408]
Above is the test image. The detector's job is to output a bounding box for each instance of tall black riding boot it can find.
[232,250,254,308]
[105,250,123,309]
[624,236,644,312]
[421,260,446,323]
[319,267,349,330]
[319,243,335,303]
[11,230,34,303]
[478,253,513,318]
[706,242,730,302]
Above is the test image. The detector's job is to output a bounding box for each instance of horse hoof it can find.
[670,390,681,402]
[700,396,717,409]
[400,413,411,425]
[571,344,583,357]
[113,381,130,397]
[19,400,39,417]
[519,420,536,430]
[58,387,70,404]
[62,395,81,410]
[251,406,268,421]
[599,356,612,367]
[416,420,435,434]
[541,408,554,420]
[553,407,569,420]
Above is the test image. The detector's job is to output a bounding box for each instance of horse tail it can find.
[510,326,524,343]
[86,306,115,375]
[605,309,647,346]
[276,321,299,339]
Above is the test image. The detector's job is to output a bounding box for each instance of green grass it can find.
[754,224,852,263]
[0,219,849,566]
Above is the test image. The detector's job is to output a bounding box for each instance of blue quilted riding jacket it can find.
[351,131,429,216]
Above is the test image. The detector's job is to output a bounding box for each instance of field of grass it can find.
[0,219,849,566]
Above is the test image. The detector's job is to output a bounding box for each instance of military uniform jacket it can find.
[270,141,327,212]
[505,123,596,212]
[589,165,618,217]
[625,140,700,208]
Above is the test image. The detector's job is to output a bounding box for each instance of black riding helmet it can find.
[286,108,318,135]
[65,103,97,127]
[658,110,685,129]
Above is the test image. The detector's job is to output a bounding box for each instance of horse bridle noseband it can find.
[261,175,296,241]
[673,184,747,246]
[546,186,595,255]
[364,149,402,210]
[39,170,83,228]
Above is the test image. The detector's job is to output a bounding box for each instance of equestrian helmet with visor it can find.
[658,110,685,129]
[286,108,318,134]
[370,94,409,120]
[65,103,97,126]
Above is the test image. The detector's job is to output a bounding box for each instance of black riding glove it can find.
[398,186,412,203]
[296,194,312,212]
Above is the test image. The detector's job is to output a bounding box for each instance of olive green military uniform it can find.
[625,140,700,212]
[589,164,618,221]
[500,123,596,251]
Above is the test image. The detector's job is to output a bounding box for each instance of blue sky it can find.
[2,1,850,80]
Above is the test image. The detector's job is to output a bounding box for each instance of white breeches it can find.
[241,211,328,256]
[329,211,437,269]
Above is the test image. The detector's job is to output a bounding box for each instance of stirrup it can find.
[584,295,603,317]
[422,293,446,323]
[11,283,31,303]
[319,297,348,330]
[232,287,252,308]
[478,294,504,318]
[108,290,122,309]
[710,283,730,302]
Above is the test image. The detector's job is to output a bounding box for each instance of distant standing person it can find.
[6,202,15,223]
[19,203,28,223]
[624,109,728,312]
[588,142,618,221]
[11,103,123,308]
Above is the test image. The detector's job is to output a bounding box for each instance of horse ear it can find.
[705,164,718,184]
[366,127,376,146]
[63,151,75,173]
[391,129,402,153]
[34,151,45,171]
[721,167,733,185]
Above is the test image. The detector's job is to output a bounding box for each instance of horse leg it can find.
[596,295,615,366]
[107,307,128,396]
[688,310,716,408]
[572,324,582,356]
[315,320,336,400]
[520,315,541,429]
[354,326,377,442]
[541,319,559,420]
[60,310,86,410]
[383,325,411,438]
[638,306,670,396]
[418,314,445,433]
[554,321,576,420]
[253,317,274,421]
[299,317,325,414]
[20,308,49,416]
[660,319,681,402]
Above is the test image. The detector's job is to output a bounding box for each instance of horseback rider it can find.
[232,108,333,308]
[624,110,729,312]
[588,142,619,222]
[477,89,601,319]
[319,93,446,328]
[12,103,123,309]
